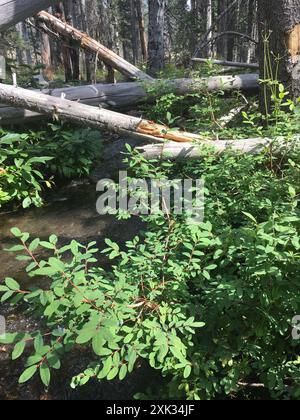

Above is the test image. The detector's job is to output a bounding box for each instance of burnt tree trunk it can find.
[258,0,300,107]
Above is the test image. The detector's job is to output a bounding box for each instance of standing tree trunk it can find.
[136,0,148,61]
[147,0,166,75]
[258,0,300,107]
[40,30,53,80]
[206,0,214,57]
[130,0,140,65]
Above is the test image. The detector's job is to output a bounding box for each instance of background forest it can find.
[0,0,258,84]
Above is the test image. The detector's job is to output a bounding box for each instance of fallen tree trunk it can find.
[37,11,153,82]
[0,83,203,143]
[137,138,294,159]
[0,0,52,32]
[192,58,259,70]
[0,73,259,125]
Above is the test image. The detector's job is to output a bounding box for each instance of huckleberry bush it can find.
[1,143,300,399]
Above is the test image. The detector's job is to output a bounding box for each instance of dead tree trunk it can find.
[258,0,300,106]
[192,58,259,69]
[37,10,153,82]
[0,74,259,125]
[0,0,52,32]
[0,82,202,143]
[138,137,298,160]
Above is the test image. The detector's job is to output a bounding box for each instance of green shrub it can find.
[1,143,300,399]
[0,124,103,209]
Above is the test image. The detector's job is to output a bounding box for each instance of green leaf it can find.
[39,241,56,250]
[11,227,22,238]
[184,365,192,379]
[12,341,26,360]
[76,329,95,344]
[119,364,127,380]
[5,245,25,252]
[22,197,32,208]
[92,331,105,356]
[47,353,61,370]
[48,257,65,271]
[1,291,14,302]
[124,333,134,344]
[29,238,40,252]
[34,334,44,354]
[34,267,59,276]
[98,357,113,379]
[0,333,17,345]
[191,322,205,328]
[25,355,43,367]
[19,365,38,384]
[128,348,137,372]
[242,212,257,224]
[107,366,119,381]
[70,240,79,256]
[5,278,20,291]
[40,364,51,387]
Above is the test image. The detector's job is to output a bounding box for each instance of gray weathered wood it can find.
[0,74,259,125]
[192,58,259,69]
[0,83,203,143]
[0,0,52,31]
[138,138,298,159]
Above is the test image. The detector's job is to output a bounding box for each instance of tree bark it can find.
[40,30,53,80]
[37,10,154,82]
[0,82,205,143]
[130,0,140,64]
[138,137,296,160]
[206,0,214,56]
[147,0,166,75]
[258,0,300,104]
[136,0,148,61]
[0,74,259,125]
[0,0,52,32]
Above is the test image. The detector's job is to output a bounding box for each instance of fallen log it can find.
[0,74,259,125]
[0,83,203,143]
[37,11,153,82]
[0,0,52,32]
[137,138,297,160]
[192,58,259,70]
